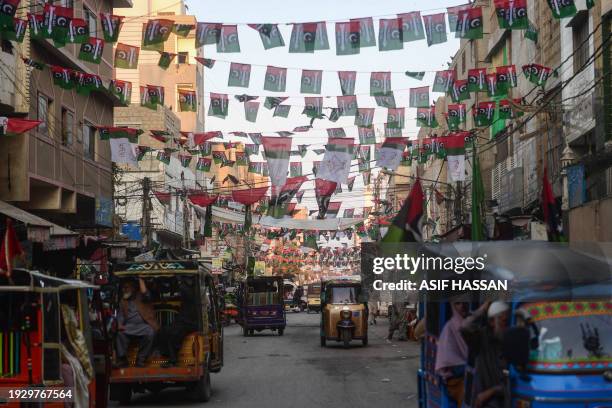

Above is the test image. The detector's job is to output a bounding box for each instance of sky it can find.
[185,0,462,218]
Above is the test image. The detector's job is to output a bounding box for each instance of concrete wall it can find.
[568,196,612,240]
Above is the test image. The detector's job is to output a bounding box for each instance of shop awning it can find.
[0,200,78,249]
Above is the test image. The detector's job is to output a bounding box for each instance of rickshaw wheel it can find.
[191,371,212,402]
[278,328,284,336]
[242,326,248,337]
[362,335,368,346]
[320,336,326,347]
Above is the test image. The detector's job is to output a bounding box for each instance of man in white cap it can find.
[461,300,510,408]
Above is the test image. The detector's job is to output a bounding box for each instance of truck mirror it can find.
[502,327,530,368]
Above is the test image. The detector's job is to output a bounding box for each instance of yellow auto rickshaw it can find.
[109,260,223,404]
[320,279,368,348]
[306,284,321,313]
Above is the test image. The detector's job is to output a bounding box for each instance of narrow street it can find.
[123,312,420,408]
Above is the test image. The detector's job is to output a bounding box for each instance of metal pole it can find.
[141,177,151,249]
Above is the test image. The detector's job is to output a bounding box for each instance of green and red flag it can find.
[158,52,176,69]
[355,108,375,128]
[114,43,139,69]
[142,18,173,48]
[409,86,430,108]
[297,144,308,158]
[499,98,525,119]
[22,57,44,70]
[136,145,151,161]
[109,79,132,105]
[208,93,229,118]
[248,23,285,49]
[494,0,529,30]
[50,65,74,89]
[387,107,405,129]
[101,13,123,42]
[235,151,249,166]
[303,97,323,118]
[335,21,360,55]
[525,19,538,42]
[382,178,424,243]
[446,103,467,130]
[523,63,552,86]
[141,85,164,109]
[43,4,73,46]
[290,162,302,177]
[315,178,337,219]
[455,7,484,39]
[289,22,325,53]
[248,162,262,174]
[178,90,197,112]
[212,151,227,165]
[327,128,347,138]
[338,71,357,96]
[3,18,27,42]
[228,62,251,87]
[67,18,88,43]
[416,106,438,128]
[547,0,577,19]
[450,79,470,102]
[156,149,171,165]
[268,176,308,218]
[486,73,500,97]
[75,72,103,95]
[172,23,193,37]
[245,101,259,122]
[362,171,371,186]
[301,69,323,94]
[384,124,402,138]
[358,126,376,145]
[264,96,287,109]
[440,134,467,181]
[398,11,425,42]
[496,64,518,93]
[405,71,425,80]
[337,95,358,116]
[264,66,287,92]
[273,105,290,118]
[351,17,376,47]
[377,137,408,171]
[473,101,496,127]
[98,126,142,142]
[370,71,392,96]
[217,24,240,52]
[99,126,141,166]
[195,57,215,68]
[423,13,447,46]
[378,17,403,51]
[0,117,42,136]
[433,70,455,93]
[358,145,371,161]
[326,202,341,219]
[196,157,212,172]
[179,154,192,168]
[27,13,46,40]
[79,37,104,64]
[262,136,292,187]
[195,22,221,47]
[0,0,19,31]
[447,3,471,32]
[149,130,170,143]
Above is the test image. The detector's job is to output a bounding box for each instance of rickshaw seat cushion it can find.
[126,332,203,367]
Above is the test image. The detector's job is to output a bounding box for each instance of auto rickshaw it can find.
[0,268,110,408]
[306,283,321,313]
[237,276,286,336]
[417,241,612,408]
[109,260,223,404]
[320,279,368,348]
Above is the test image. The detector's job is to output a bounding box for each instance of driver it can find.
[115,278,158,368]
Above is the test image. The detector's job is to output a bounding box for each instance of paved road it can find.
[122,312,420,408]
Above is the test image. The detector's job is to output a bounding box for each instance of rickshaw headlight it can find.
[340,309,352,320]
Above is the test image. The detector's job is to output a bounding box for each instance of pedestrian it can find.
[461,301,510,408]
[368,300,378,325]
[387,304,399,340]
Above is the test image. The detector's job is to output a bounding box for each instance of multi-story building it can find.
[0,0,133,229]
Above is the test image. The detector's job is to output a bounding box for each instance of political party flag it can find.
[149,130,169,143]
[235,151,249,167]
[358,145,371,161]
[158,51,176,69]
[541,167,565,241]
[0,0,19,31]
[172,23,194,37]
[79,37,104,64]
[370,72,392,96]
[416,107,438,128]
[326,202,341,219]
[268,176,308,218]
[303,97,322,118]
[496,65,518,94]
[378,18,403,51]
[455,7,483,39]
[327,128,347,138]
[486,73,500,97]
[228,62,251,87]
[433,70,455,93]
[343,209,355,219]
[446,103,467,130]
[338,71,357,96]
[74,72,103,96]
[398,11,424,42]
[409,86,430,108]
[248,23,285,49]
[468,67,487,92]
[140,85,164,109]
[297,144,308,158]
[335,21,360,55]
[195,57,215,68]
[358,126,376,145]
[178,90,197,112]
[423,13,447,46]
[136,145,150,161]
[3,18,27,42]
[523,63,552,86]
[499,98,524,119]
[355,108,375,128]
[101,13,123,42]
[450,79,470,102]
[375,94,396,108]
[212,151,227,165]
[67,18,88,43]
[447,3,472,32]
[245,101,259,122]
[494,0,529,30]
[290,162,302,177]
[547,0,577,19]
[289,22,318,53]
[179,154,192,168]
[337,95,358,116]
[208,93,229,118]
[315,178,337,219]
[27,13,46,40]
[377,137,408,171]
[473,101,496,127]
[196,157,212,172]
[264,66,287,92]
[43,4,72,46]
[525,19,538,42]
[264,96,287,110]
[100,128,139,167]
[217,24,240,52]
[301,69,323,94]
[405,71,425,80]
[387,107,405,129]
[273,105,290,118]
[262,136,292,187]
[0,117,42,136]
[362,171,371,186]
[441,134,467,182]
[384,124,402,138]
[50,65,73,89]
[382,178,424,243]
[0,219,23,278]
[318,137,355,184]
[114,43,139,69]
[142,18,173,47]
[195,22,221,47]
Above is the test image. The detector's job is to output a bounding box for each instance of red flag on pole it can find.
[0,219,24,277]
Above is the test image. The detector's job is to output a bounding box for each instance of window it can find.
[84,7,97,37]
[37,93,51,137]
[83,122,96,159]
[177,52,189,64]
[573,15,589,72]
[61,108,74,146]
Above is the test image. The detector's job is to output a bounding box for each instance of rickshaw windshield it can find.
[247,280,281,306]
[329,286,358,304]
[521,301,612,372]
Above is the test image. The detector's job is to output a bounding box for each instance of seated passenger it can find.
[157,276,199,367]
[435,300,469,407]
[115,278,158,367]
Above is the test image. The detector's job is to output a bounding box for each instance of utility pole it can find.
[181,171,190,249]
[373,173,381,241]
[141,177,152,249]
